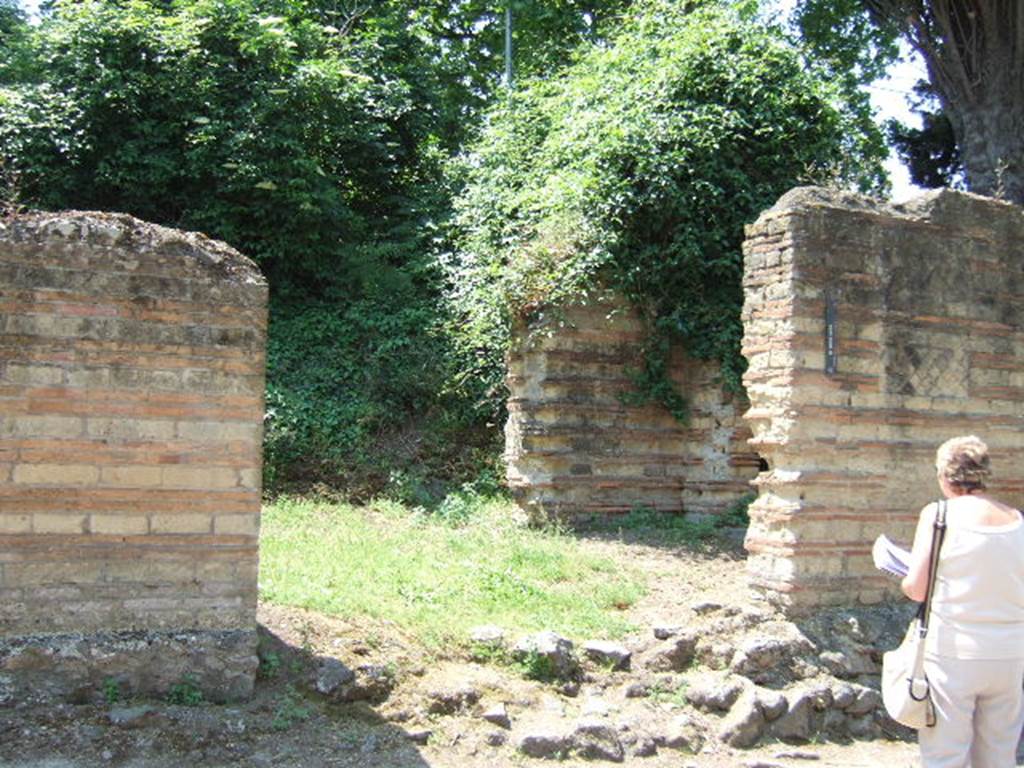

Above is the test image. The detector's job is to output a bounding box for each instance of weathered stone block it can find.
[150,513,213,534]
[13,463,99,485]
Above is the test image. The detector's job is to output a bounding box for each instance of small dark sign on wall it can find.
[825,289,838,375]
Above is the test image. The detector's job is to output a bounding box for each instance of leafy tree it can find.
[886,80,961,189]
[0,1,29,156]
[0,0,22,34]
[0,0,442,293]
[798,0,1024,203]
[0,0,486,494]
[374,0,635,149]
[446,0,888,417]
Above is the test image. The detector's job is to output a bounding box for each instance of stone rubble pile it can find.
[312,600,913,761]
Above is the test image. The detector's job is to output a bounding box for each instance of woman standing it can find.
[901,435,1024,768]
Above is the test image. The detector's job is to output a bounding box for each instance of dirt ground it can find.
[1,528,1019,768]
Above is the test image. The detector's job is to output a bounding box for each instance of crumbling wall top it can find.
[1,210,266,287]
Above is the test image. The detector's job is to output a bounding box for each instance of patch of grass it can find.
[649,678,688,708]
[612,507,717,543]
[166,675,204,707]
[259,496,644,649]
[271,686,312,731]
[468,642,513,665]
[597,503,753,547]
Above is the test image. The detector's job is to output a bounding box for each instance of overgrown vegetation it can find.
[271,686,312,731]
[445,1,888,415]
[1,0,894,495]
[0,0,496,497]
[0,0,643,497]
[259,496,645,647]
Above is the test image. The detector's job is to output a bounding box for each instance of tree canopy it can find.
[0,0,446,294]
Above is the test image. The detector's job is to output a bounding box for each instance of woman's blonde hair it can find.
[936,435,991,492]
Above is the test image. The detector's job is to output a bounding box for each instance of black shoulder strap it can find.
[918,499,947,635]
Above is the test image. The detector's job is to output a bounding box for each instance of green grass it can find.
[259,496,644,649]
[588,498,755,548]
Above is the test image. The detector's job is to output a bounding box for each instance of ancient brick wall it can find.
[0,211,266,701]
[506,292,759,521]
[742,187,1024,613]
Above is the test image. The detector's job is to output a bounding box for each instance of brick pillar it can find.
[0,212,267,701]
[741,187,1024,613]
[505,290,758,522]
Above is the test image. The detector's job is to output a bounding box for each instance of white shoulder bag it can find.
[881,500,947,729]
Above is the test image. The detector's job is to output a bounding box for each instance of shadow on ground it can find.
[0,624,432,768]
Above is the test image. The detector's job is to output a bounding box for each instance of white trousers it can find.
[918,655,1024,768]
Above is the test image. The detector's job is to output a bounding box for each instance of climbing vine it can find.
[445,0,887,415]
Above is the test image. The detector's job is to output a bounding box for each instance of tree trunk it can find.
[865,1,1024,205]
[950,96,1024,204]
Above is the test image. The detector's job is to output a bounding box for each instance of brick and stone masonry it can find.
[0,211,267,702]
[742,187,1024,613]
[505,291,760,522]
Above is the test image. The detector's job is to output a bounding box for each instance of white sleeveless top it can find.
[925,512,1024,659]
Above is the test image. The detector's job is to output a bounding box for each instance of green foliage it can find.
[166,675,205,706]
[793,0,900,87]
[271,685,311,731]
[469,640,514,666]
[0,0,894,494]
[263,295,498,497]
[648,677,689,708]
[612,507,718,544]
[257,641,282,680]
[601,500,753,545]
[0,0,435,290]
[794,0,964,194]
[0,0,26,71]
[620,335,690,422]
[0,0,501,495]
[718,492,755,529]
[885,81,962,191]
[446,0,889,416]
[888,111,962,190]
[517,649,558,682]
[101,677,121,705]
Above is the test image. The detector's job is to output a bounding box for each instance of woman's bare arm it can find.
[901,503,938,602]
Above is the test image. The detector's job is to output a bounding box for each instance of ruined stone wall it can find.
[506,292,759,521]
[0,211,267,701]
[742,187,1024,613]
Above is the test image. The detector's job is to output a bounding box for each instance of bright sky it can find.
[866,45,929,202]
[16,0,927,200]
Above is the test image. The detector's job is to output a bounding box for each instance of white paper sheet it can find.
[872,534,911,578]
